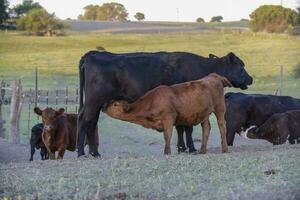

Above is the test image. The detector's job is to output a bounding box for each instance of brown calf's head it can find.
[103,100,131,116]
[34,107,65,132]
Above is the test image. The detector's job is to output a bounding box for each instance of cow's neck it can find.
[203,57,227,76]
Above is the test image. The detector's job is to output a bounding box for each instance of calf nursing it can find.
[103,73,232,154]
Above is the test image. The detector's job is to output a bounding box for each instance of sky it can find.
[8,0,299,22]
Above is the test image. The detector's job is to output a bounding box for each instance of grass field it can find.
[1,29,300,199]
[1,144,300,199]
[0,30,300,93]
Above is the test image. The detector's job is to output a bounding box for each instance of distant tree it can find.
[210,16,223,22]
[81,4,99,20]
[12,0,42,18]
[17,8,68,36]
[240,18,249,22]
[0,0,9,24]
[80,3,128,21]
[250,5,298,33]
[196,17,205,23]
[134,12,145,21]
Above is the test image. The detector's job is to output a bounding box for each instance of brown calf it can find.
[103,73,232,155]
[34,107,99,159]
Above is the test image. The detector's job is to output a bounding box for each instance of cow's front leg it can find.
[49,151,55,160]
[57,148,66,160]
[216,113,228,153]
[176,126,187,153]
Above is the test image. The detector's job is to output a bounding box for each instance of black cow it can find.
[225,93,300,146]
[242,110,300,145]
[29,123,48,161]
[77,51,253,157]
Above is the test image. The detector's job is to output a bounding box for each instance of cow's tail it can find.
[79,55,85,112]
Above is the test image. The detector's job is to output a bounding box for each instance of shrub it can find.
[196,17,205,23]
[16,8,68,36]
[250,5,298,33]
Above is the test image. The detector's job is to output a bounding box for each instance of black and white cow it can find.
[225,93,300,145]
[241,110,300,145]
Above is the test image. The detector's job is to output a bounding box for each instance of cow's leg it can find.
[200,119,211,154]
[49,151,55,160]
[29,145,35,161]
[77,97,104,157]
[163,126,173,155]
[176,126,187,153]
[216,113,228,153]
[185,126,196,153]
[57,148,66,160]
[40,147,46,160]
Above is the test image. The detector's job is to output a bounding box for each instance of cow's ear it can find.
[34,107,43,116]
[227,52,236,63]
[56,108,65,116]
[209,54,219,59]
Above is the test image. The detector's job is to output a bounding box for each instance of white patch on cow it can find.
[240,125,257,139]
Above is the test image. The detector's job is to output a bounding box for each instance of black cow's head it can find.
[223,52,253,90]
[244,121,287,145]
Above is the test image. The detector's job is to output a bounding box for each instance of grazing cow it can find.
[77,51,253,157]
[34,107,99,159]
[103,73,232,155]
[29,123,48,161]
[241,110,300,145]
[225,93,300,145]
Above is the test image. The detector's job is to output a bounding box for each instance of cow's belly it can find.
[175,110,212,126]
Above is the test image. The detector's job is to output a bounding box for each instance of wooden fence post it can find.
[10,80,23,144]
[35,67,38,107]
[0,81,6,138]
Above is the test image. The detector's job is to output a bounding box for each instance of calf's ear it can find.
[56,108,65,116]
[34,107,43,116]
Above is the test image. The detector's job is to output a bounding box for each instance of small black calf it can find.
[29,123,48,161]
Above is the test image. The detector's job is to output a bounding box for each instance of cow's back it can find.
[226,92,300,126]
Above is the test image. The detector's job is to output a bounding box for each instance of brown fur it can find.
[34,107,99,159]
[103,73,231,154]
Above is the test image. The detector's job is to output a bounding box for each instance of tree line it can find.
[0,0,67,36]
[0,1,300,35]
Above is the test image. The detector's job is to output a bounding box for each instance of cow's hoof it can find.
[199,149,207,154]
[222,149,229,153]
[188,147,197,153]
[90,152,101,158]
[177,146,187,153]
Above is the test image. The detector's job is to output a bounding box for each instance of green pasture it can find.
[0,30,299,95]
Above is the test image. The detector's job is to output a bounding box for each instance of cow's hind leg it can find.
[185,126,196,153]
[163,126,173,155]
[215,112,228,153]
[77,94,105,157]
[176,126,187,153]
[200,119,211,154]
[29,145,35,161]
